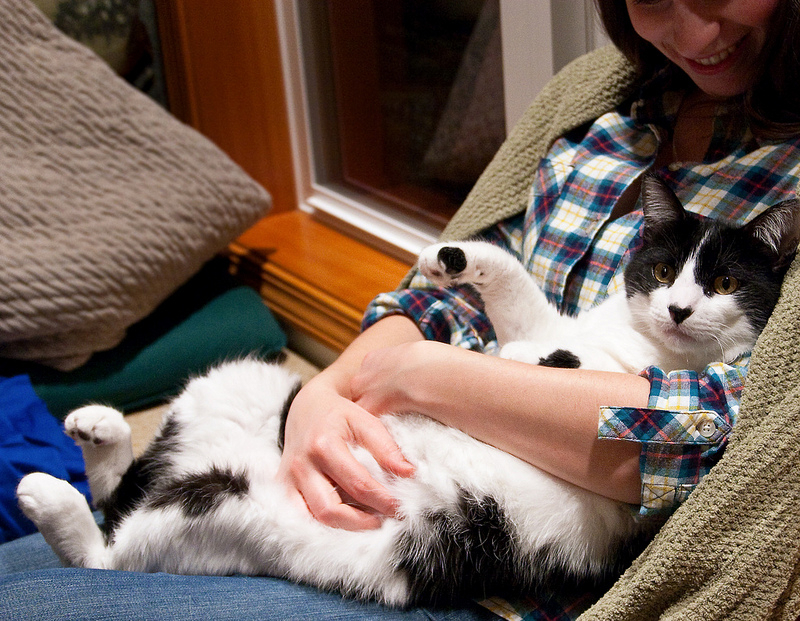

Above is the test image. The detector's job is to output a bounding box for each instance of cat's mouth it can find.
[658,323,702,349]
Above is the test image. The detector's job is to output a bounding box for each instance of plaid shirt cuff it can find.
[362,275,497,353]
[599,359,746,519]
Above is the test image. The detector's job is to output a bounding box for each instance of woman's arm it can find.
[279,313,650,532]
[276,315,422,531]
[351,338,651,505]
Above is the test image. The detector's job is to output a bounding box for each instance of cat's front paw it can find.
[17,472,88,529]
[64,405,130,447]
[418,243,467,286]
[418,241,514,288]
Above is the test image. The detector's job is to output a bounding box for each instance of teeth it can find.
[696,44,737,66]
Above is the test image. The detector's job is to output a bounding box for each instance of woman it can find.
[4,1,800,619]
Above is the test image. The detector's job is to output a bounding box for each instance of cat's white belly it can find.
[378,414,639,575]
[109,404,412,602]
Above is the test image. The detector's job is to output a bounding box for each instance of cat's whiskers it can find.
[710,333,728,362]
[711,326,750,363]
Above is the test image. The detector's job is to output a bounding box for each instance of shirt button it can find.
[696,418,717,438]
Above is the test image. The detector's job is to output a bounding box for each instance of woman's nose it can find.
[670,2,722,56]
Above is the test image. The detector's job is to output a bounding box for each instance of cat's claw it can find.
[64,405,130,447]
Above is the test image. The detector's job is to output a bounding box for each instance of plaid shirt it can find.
[363,78,800,620]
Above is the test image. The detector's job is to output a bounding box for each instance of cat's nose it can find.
[668,305,693,325]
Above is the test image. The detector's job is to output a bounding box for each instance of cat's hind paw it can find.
[17,472,89,532]
[64,405,130,447]
[17,472,108,568]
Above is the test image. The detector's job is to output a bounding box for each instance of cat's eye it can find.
[653,263,676,285]
[713,275,739,295]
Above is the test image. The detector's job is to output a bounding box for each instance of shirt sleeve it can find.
[362,278,497,352]
[361,214,525,353]
[598,355,748,520]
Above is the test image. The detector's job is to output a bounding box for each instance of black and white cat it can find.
[17,175,800,607]
[423,175,800,374]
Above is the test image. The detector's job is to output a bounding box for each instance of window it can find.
[276,0,607,262]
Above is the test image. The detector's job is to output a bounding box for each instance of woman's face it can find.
[625,0,780,97]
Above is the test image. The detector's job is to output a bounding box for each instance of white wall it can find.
[499,0,608,131]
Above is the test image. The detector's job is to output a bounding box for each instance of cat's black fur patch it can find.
[148,466,250,518]
[396,492,523,606]
[538,349,581,368]
[392,492,619,607]
[277,379,303,452]
[438,246,468,275]
[395,490,651,608]
[100,415,183,535]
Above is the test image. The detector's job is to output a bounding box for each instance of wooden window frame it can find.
[155,0,412,356]
[152,0,605,355]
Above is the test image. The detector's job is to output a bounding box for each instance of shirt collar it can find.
[628,67,759,161]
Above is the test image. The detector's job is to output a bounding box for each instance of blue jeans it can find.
[0,531,498,621]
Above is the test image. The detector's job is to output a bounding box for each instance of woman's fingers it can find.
[349,412,415,478]
[294,462,385,531]
[278,380,413,530]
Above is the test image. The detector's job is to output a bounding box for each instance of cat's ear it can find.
[744,198,800,271]
[640,173,686,239]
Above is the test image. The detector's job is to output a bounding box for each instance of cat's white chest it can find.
[499,292,662,373]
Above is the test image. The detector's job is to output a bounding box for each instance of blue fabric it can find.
[0,569,498,620]
[0,375,89,543]
[0,529,497,620]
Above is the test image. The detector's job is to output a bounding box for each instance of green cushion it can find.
[0,260,286,418]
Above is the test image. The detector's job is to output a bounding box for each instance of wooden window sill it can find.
[226,211,413,352]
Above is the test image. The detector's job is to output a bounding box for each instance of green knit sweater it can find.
[440,45,800,620]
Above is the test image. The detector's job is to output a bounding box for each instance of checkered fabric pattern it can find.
[362,78,800,620]
[478,590,603,621]
[600,358,746,514]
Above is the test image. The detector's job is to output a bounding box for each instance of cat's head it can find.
[624,173,800,362]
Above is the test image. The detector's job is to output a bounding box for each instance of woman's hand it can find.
[276,315,424,531]
[276,374,415,531]
[353,340,649,505]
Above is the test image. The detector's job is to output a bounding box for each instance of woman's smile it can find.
[691,40,740,69]
[626,0,779,97]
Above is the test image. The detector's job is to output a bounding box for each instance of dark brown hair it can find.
[593,0,800,140]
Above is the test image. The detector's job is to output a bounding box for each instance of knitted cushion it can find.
[0,260,287,418]
[0,0,270,370]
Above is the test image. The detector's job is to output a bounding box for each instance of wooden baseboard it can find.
[227,211,413,352]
